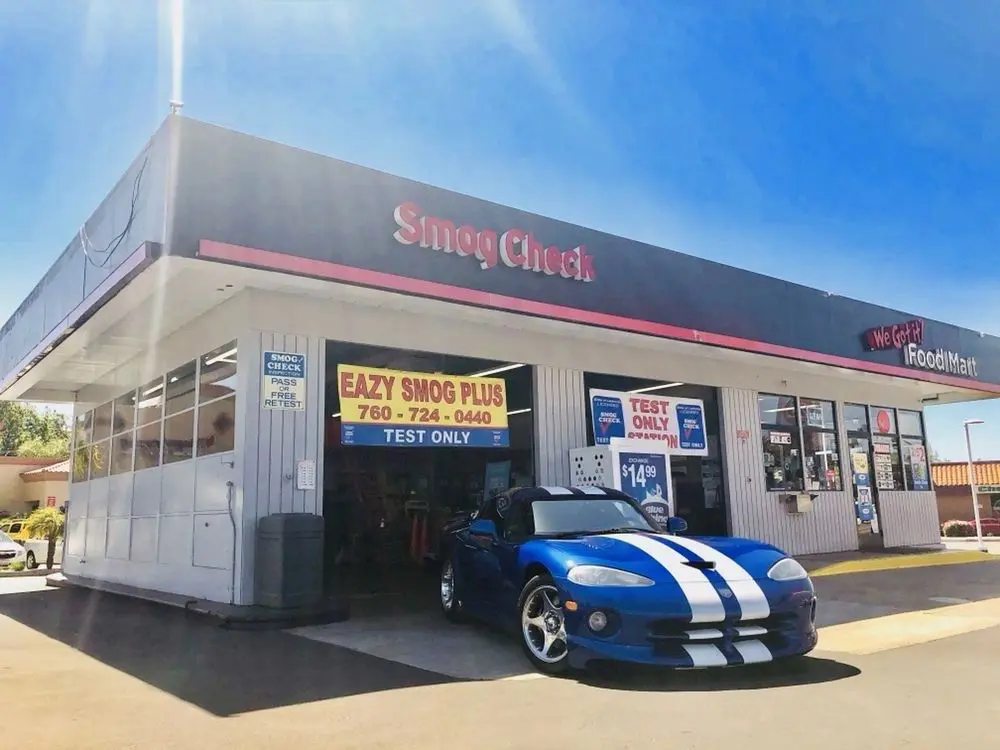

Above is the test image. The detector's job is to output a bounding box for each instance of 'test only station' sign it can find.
[262,351,306,410]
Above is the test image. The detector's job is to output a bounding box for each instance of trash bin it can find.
[255,513,324,609]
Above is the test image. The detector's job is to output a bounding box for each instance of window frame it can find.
[758,392,805,493]
[798,397,843,492]
[898,409,930,491]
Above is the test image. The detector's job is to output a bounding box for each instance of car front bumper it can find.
[556,577,818,670]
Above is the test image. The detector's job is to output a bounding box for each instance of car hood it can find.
[538,532,788,582]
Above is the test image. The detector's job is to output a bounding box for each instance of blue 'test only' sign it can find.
[262,351,306,411]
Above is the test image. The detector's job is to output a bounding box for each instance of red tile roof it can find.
[932,461,1000,488]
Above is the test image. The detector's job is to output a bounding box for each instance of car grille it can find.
[648,611,800,644]
[0,551,16,561]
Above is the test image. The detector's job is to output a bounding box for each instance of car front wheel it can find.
[440,559,464,622]
[25,551,36,570]
[518,574,571,675]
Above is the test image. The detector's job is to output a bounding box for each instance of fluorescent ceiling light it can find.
[628,382,684,394]
[507,408,532,416]
[205,348,237,366]
[331,412,341,418]
[468,363,526,378]
[764,407,795,413]
[143,383,164,395]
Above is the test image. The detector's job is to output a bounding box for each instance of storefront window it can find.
[90,440,111,479]
[843,403,869,434]
[899,409,930,491]
[110,433,134,475]
[197,396,236,455]
[200,341,237,401]
[74,411,93,447]
[92,401,114,443]
[136,377,164,426]
[872,434,904,491]
[135,422,163,470]
[871,406,897,437]
[800,398,841,491]
[196,342,238,458]
[165,361,198,416]
[163,409,196,464]
[112,392,136,435]
[72,444,90,483]
[759,393,803,492]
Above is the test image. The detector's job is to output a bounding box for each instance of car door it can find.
[490,500,529,628]
[454,499,502,616]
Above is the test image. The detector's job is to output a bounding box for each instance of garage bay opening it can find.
[322,341,534,608]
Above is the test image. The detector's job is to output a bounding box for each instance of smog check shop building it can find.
[2,115,999,610]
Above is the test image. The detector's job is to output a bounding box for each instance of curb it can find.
[46,572,350,630]
[809,550,996,577]
[1,566,62,578]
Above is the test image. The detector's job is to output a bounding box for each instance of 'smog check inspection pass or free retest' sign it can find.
[262,351,306,410]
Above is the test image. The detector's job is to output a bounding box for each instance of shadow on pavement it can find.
[580,655,860,692]
[0,586,452,716]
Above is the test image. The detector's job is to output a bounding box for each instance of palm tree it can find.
[24,507,65,570]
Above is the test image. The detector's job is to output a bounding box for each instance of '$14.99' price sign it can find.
[617,452,671,526]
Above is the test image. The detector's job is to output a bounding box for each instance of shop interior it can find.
[583,372,728,536]
[322,341,534,600]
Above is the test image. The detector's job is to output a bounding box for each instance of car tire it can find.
[439,558,464,623]
[517,574,572,676]
[25,551,36,570]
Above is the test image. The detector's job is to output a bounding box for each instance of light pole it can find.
[963,418,987,552]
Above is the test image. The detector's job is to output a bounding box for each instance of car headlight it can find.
[767,557,809,581]
[567,565,654,587]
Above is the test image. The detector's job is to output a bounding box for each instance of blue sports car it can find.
[439,485,817,674]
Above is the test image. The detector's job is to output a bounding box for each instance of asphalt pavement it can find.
[2,563,999,750]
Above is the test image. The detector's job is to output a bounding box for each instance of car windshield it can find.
[0,530,13,544]
[530,499,656,536]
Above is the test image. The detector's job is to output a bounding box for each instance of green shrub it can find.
[942,520,975,537]
[9,561,25,572]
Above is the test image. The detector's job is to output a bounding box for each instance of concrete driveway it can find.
[2,562,1000,749]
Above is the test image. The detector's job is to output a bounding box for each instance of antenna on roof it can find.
[169,0,185,115]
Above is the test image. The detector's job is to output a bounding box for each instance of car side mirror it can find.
[665,516,688,534]
[470,518,498,538]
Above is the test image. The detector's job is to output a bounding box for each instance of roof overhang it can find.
[8,252,994,409]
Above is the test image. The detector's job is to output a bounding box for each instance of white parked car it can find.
[0,530,26,569]
[23,537,63,569]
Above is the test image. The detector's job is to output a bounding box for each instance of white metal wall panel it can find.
[719,387,858,556]
[879,491,941,548]
[533,366,587,486]
[236,331,325,604]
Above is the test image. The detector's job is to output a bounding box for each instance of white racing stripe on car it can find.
[572,486,606,495]
[682,644,729,667]
[735,625,768,637]
[539,486,574,495]
[732,639,773,665]
[605,534,726,623]
[685,629,724,641]
[663,536,772,621]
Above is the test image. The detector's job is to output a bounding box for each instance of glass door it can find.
[844,403,884,550]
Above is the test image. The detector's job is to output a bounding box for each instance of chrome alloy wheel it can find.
[440,560,455,610]
[521,584,568,664]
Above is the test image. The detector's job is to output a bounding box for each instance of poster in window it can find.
[909,445,930,490]
[617,452,671,522]
[874,453,895,490]
[857,486,875,522]
[851,451,870,475]
[769,431,792,445]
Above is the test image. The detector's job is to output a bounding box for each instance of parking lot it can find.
[3,560,1000,749]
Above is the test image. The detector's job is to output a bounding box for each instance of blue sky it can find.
[2,0,999,460]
